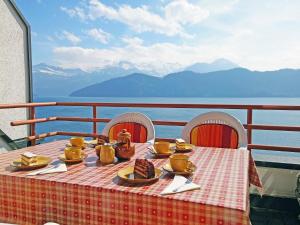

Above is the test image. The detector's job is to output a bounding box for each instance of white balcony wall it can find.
[0,0,31,151]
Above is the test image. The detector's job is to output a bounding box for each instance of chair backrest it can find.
[182,111,247,148]
[102,112,155,143]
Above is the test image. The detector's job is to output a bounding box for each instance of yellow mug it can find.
[64,146,82,160]
[154,141,170,153]
[169,154,191,172]
[70,137,85,147]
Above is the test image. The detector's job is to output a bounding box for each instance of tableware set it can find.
[10,134,199,194]
[147,145,174,157]
[117,166,162,184]
[149,141,194,157]
[171,143,194,152]
[63,137,86,163]
[114,129,135,160]
[59,152,86,163]
[147,140,196,176]
[11,155,52,170]
[99,144,115,164]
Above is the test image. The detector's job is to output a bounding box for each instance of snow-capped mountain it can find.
[32,58,240,97]
[32,62,145,96]
[184,58,238,73]
[33,63,84,77]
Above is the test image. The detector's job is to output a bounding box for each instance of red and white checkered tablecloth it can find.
[0,140,261,225]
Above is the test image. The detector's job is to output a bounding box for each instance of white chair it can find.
[182,111,247,149]
[102,112,155,143]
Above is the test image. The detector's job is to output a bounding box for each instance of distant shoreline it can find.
[35,96,300,99]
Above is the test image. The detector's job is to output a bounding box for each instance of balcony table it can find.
[0,140,261,225]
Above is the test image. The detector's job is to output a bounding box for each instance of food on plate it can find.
[21,152,37,165]
[134,159,155,179]
[176,138,186,150]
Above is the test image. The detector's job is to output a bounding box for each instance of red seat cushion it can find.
[108,122,148,143]
[190,124,239,149]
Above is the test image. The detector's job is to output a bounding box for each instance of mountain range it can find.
[32,62,147,96]
[184,58,239,73]
[32,59,238,96]
[71,68,300,97]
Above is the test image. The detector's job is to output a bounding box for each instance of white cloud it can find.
[53,41,215,74]
[61,31,81,45]
[164,0,209,25]
[61,0,209,37]
[86,28,111,44]
[53,21,300,74]
[60,6,87,21]
[88,0,118,20]
[122,37,144,46]
[56,0,300,72]
[197,0,239,15]
[88,0,183,36]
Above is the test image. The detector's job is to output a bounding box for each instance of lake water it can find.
[34,96,300,158]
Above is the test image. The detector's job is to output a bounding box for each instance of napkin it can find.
[27,163,67,176]
[161,175,200,195]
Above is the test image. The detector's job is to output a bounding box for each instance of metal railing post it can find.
[29,106,36,146]
[93,106,97,139]
[247,109,253,150]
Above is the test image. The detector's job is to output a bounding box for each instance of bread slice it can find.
[21,152,37,165]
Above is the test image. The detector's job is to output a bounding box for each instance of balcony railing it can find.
[0,102,300,152]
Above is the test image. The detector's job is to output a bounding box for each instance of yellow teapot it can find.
[99,144,115,164]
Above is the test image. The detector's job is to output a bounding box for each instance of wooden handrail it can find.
[1,102,300,110]
[247,124,300,132]
[0,102,56,109]
[56,117,110,123]
[11,117,57,126]
[55,102,300,110]
[248,144,300,152]
[28,131,58,141]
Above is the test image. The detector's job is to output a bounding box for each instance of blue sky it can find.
[15,0,300,73]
